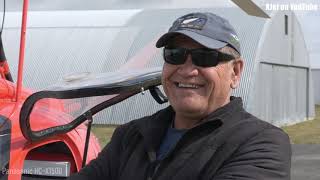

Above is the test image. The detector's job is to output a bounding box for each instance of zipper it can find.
[147,151,158,180]
[147,130,193,180]
[146,136,183,180]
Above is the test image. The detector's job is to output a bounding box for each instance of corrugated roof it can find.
[3,8,266,124]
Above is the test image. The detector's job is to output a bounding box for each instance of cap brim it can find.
[156,30,227,49]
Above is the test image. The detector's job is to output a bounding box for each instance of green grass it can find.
[92,105,320,146]
[282,105,320,144]
[91,125,117,147]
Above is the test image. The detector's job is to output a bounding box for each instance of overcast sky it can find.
[1,0,319,68]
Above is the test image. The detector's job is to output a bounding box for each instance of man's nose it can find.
[177,54,199,76]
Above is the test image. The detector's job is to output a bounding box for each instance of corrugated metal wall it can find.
[251,63,309,126]
[312,69,320,105]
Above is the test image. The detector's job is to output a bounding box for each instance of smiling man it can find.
[69,12,291,180]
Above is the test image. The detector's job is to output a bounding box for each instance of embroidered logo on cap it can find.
[230,34,239,42]
[230,33,240,47]
[182,18,199,25]
[177,16,207,30]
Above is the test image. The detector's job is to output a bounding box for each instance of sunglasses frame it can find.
[163,47,235,67]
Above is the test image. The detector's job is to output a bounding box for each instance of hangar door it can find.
[253,63,308,126]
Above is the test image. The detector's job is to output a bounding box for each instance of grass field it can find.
[282,105,320,144]
[92,125,117,146]
[92,105,320,146]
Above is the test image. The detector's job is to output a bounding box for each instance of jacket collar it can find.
[203,96,244,124]
[134,96,244,151]
[134,106,175,151]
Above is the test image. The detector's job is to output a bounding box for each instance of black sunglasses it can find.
[163,47,235,67]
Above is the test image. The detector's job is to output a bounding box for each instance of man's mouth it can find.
[174,82,203,89]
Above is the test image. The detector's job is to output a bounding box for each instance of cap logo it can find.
[177,16,206,30]
[230,34,239,42]
[182,18,199,24]
[230,33,240,47]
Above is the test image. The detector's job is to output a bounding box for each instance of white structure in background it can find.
[3,8,315,126]
[312,69,320,105]
[246,10,315,125]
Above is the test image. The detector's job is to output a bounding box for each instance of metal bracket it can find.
[149,86,168,104]
[82,110,93,168]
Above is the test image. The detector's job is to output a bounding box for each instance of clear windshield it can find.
[22,67,162,133]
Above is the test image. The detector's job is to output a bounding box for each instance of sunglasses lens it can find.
[192,50,219,67]
[163,48,186,65]
[163,48,227,67]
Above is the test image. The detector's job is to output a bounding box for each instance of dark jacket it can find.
[69,97,291,180]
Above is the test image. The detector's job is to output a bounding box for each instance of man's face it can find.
[162,36,238,119]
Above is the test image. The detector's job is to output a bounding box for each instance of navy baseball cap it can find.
[156,12,241,55]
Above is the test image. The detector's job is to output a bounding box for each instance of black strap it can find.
[149,86,168,104]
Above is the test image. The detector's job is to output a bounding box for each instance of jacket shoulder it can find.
[217,109,288,147]
[209,111,291,180]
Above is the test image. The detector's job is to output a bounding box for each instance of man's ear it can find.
[230,59,244,89]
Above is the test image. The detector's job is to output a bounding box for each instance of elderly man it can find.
[69,12,291,180]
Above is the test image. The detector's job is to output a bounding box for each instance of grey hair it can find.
[218,46,241,59]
